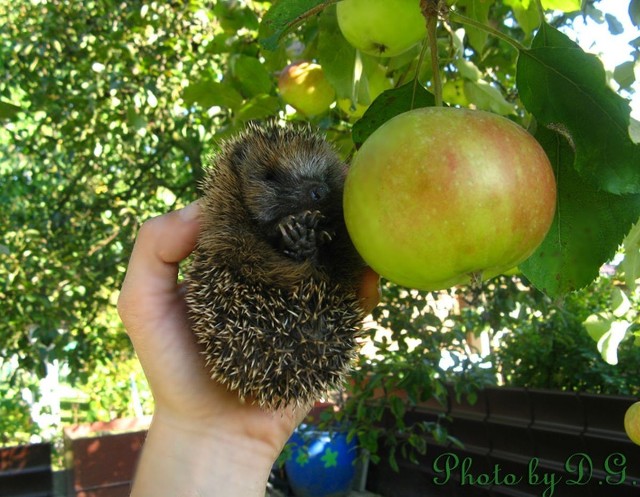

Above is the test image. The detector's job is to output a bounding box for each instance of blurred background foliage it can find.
[1,0,639,446]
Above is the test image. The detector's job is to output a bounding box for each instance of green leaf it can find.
[456,59,482,81]
[352,82,435,147]
[517,23,640,194]
[463,80,516,115]
[630,0,640,27]
[583,315,630,365]
[611,287,631,318]
[541,0,580,12]
[318,5,356,100]
[389,396,406,421]
[630,118,640,144]
[622,218,640,288]
[213,2,259,32]
[613,61,636,91]
[259,0,333,51]
[126,107,147,130]
[0,100,21,120]
[457,0,494,53]
[520,126,640,296]
[504,0,541,37]
[231,55,273,97]
[604,13,624,35]
[183,80,243,110]
[235,95,280,122]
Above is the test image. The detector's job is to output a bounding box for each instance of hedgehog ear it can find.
[228,140,248,170]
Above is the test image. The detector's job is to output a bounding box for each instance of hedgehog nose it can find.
[309,183,329,202]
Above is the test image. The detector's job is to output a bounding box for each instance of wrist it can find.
[131,408,277,497]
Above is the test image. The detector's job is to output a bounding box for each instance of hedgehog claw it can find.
[302,210,324,228]
[319,230,332,244]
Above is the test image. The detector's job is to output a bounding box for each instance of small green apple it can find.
[624,401,640,445]
[343,107,557,291]
[337,0,426,58]
[442,79,469,107]
[278,62,335,116]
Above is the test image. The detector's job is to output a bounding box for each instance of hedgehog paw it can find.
[278,212,321,261]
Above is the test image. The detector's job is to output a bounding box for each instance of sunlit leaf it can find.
[504,0,541,37]
[583,314,631,365]
[622,218,640,288]
[611,287,631,318]
[259,0,334,50]
[541,0,580,12]
[463,80,516,115]
[598,321,630,365]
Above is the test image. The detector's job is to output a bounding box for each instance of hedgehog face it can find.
[229,124,347,253]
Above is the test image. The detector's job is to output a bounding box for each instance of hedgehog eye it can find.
[264,171,277,182]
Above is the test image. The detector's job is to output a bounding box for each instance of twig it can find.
[420,0,444,107]
[447,10,528,53]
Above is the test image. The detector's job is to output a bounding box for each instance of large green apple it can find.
[337,0,426,58]
[278,62,335,116]
[343,107,557,291]
[625,401,640,445]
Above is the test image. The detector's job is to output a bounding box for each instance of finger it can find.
[357,266,381,315]
[118,201,201,324]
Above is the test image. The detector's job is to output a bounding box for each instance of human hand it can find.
[117,201,379,496]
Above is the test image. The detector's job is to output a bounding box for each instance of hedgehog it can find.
[184,121,366,410]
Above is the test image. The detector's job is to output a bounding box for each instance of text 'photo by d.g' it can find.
[184,121,367,410]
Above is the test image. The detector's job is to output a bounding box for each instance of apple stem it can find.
[421,0,443,107]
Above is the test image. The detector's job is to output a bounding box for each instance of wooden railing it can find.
[367,387,640,497]
[0,443,53,497]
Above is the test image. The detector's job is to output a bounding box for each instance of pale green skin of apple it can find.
[624,401,640,445]
[343,107,557,291]
[337,0,426,58]
[278,62,336,116]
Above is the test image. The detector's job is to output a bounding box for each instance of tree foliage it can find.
[1,0,639,442]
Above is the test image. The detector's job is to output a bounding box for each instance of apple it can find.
[624,401,640,445]
[343,107,557,291]
[337,0,426,58]
[278,62,335,116]
[442,79,469,107]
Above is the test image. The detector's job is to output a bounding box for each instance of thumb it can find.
[118,201,201,332]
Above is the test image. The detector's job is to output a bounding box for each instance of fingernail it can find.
[178,200,201,221]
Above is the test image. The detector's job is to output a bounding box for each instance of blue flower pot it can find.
[285,427,358,497]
